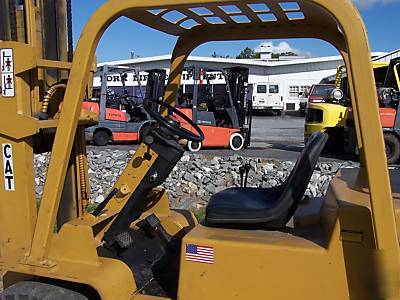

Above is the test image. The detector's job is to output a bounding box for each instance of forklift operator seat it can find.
[205,132,328,229]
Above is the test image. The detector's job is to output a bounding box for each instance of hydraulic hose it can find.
[40,83,67,120]
[335,65,346,90]
[76,126,89,214]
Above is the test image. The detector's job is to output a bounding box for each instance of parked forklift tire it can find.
[188,140,202,152]
[0,281,88,300]
[384,133,400,164]
[230,133,245,151]
[93,130,110,146]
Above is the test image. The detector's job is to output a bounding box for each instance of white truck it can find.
[252,83,284,115]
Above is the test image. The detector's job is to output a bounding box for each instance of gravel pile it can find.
[34,150,359,211]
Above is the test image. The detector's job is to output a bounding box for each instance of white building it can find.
[373,49,400,63]
[96,50,393,111]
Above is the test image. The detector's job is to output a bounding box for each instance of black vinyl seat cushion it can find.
[206,186,282,223]
[205,132,328,229]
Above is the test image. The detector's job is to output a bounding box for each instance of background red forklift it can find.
[82,66,165,145]
[176,66,253,152]
[365,58,400,163]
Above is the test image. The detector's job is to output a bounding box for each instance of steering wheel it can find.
[143,98,204,142]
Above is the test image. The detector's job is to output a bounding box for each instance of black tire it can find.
[229,133,245,151]
[93,130,110,146]
[384,133,400,165]
[0,281,88,300]
[187,140,202,152]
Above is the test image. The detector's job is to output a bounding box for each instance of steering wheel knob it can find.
[143,98,205,143]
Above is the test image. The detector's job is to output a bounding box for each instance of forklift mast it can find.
[0,0,94,235]
[146,69,167,101]
[145,69,167,112]
[224,67,250,128]
[224,67,253,147]
[0,0,72,87]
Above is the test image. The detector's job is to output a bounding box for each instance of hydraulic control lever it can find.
[143,133,155,161]
[239,162,251,188]
[92,188,119,217]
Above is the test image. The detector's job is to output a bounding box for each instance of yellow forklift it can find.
[1,0,400,299]
[304,60,400,158]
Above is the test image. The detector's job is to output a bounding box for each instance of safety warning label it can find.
[2,144,15,191]
[0,48,15,97]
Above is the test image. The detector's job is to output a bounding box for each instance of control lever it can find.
[92,188,119,217]
[239,162,251,188]
[143,133,154,161]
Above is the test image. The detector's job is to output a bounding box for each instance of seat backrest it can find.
[274,132,328,223]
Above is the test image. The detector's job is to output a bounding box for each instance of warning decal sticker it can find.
[0,48,15,97]
[2,144,15,191]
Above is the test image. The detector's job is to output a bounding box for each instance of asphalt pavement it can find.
[251,112,305,146]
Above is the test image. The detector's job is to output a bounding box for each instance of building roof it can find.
[372,49,400,62]
[99,52,387,70]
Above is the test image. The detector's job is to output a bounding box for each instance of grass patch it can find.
[86,203,99,214]
[192,208,206,222]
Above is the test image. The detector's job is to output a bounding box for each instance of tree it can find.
[271,52,298,59]
[211,51,230,58]
[236,47,260,59]
[236,47,299,59]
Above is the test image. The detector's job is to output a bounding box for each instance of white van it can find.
[252,83,284,114]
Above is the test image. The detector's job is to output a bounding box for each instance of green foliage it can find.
[86,203,99,214]
[236,47,260,59]
[236,47,299,59]
[272,51,298,58]
[192,208,206,221]
[211,51,230,58]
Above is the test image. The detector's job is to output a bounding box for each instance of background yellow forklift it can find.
[305,59,400,162]
[1,0,400,299]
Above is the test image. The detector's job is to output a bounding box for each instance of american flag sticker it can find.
[185,244,214,264]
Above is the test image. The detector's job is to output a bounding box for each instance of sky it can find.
[71,0,400,62]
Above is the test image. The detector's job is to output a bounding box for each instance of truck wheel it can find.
[188,141,202,152]
[0,281,88,300]
[384,133,400,164]
[230,133,245,151]
[93,130,110,146]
